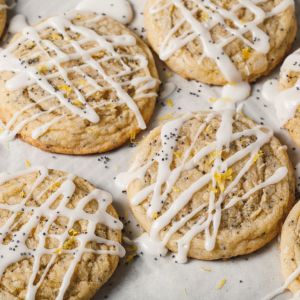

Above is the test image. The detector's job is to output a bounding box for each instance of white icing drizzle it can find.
[262,48,300,126]
[76,0,133,24]
[263,266,300,299]
[116,112,288,263]
[0,166,125,300]
[0,12,158,142]
[149,0,293,102]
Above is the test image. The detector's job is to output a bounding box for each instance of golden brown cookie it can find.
[119,112,295,261]
[0,12,159,154]
[263,48,300,149]
[0,166,125,299]
[144,0,296,85]
[281,200,300,295]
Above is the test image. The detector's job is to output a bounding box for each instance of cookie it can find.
[144,0,296,85]
[0,166,125,299]
[0,12,159,154]
[117,112,295,261]
[0,0,7,38]
[280,201,300,296]
[263,48,300,149]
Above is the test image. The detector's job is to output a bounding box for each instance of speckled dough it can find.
[144,0,297,85]
[0,169,122,300]
[278,61,300,149]
[0,0,6,38]
[0,13,159,154]
[127,113,295,260]
[281,201,300,294]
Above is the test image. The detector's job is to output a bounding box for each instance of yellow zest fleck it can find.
[152,212,159,220]
[241,47,252,61]
[49,181,61,192]
[38,65,48,75]
[19,190,26,198]
[173,186,180,193]
[214,168,233,192]
[216,278,227,289]
[252,150,264,163]
[58,84,73,97]
[208,150,222,165]
[228,81,237,86]
[210,186,218,194]
[54,247,62,254]
[174,150,183,159]
[130,130,136,143]
[49,32,62,41]
[68,229,79,236]
[62,237,76,250]
[72,99,84,108]
[165,98,174,108]
[25,160,31,168]
[201,266,212,272]
[158,113,175,122]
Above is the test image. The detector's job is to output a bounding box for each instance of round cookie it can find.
[280,201,300,295]
[0,166,125,299]
[144,0,296,85]
[0,11,159,154]
[119,112,295,261]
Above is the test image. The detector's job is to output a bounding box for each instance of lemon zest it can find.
[241,47,251,60]
[25,160,31,168]
[58,84,73,97]
[173,186,180,193]
[252,150,264,163]
[49,33,62,41]
[214,168,233,192]
[152,212,159,220]
[165,98,174,108]
[158,113,175,122]
[19,190,26,198]
[69,229,79,236]
[49,182,61,192]
[216,278,227,289]
[38,65,48,75]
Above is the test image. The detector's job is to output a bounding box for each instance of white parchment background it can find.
[1,0,300,299]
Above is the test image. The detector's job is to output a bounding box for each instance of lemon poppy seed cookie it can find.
[0,166,125,300]
[280,201,300,297]
[263,48,300,149]
[144,0,296,85]
[117,112,294,261]
[0,12,159,154]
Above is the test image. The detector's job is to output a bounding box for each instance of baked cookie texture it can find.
[281,200,300,294]
[0,0,6,38]
[278,52,300,148]
[144,0,297,85]
[0,167,124,300]
[125,113,295,260]
[0,12,159,154]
